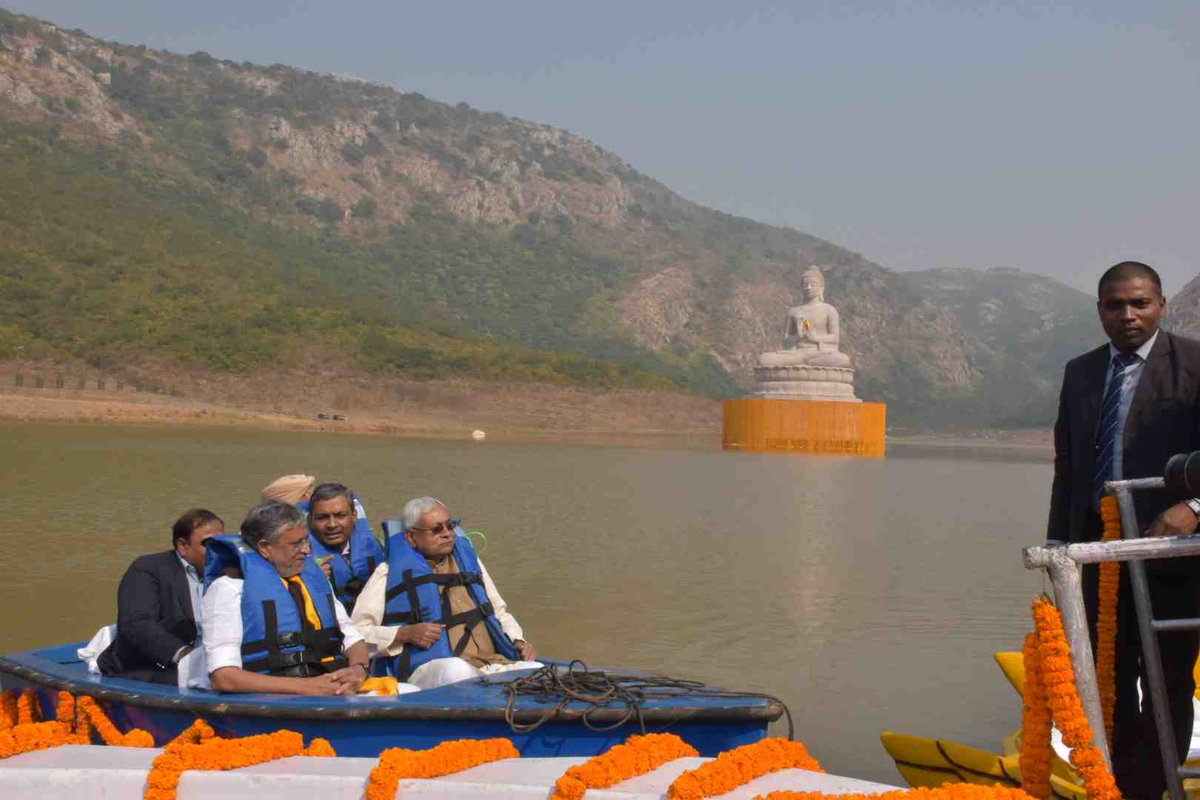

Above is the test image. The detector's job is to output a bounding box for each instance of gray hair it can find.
[402,497,446,531]
[241,501,307,550]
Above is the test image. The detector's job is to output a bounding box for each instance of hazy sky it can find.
[10,1,1200,294]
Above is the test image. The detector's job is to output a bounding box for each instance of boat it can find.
[881,651,1200,797]
[0,642,784,757]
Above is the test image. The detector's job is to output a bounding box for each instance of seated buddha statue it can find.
[758,265,853,369]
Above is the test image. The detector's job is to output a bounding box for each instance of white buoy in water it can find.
[471,429,486,441]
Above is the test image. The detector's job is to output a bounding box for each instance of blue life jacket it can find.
[204,535,346,677]
[379,520,519,680]
[303,496,385,610]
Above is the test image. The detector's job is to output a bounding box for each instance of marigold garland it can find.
[55,691,75,727]
[1030,598,1121,800]
[77,695,154,747]
[1019,632,1052,800]
[0,690,16,730]
[165,719,216,748]
[551,732,698,800]
[1096,496,1122,747]
[17,689,37,725]
[667,737,823,800]
[364,738,520,800]
[755,783,1040,800]
[144,729,310,800]
[305,737,337,757]
[0,720,87,759]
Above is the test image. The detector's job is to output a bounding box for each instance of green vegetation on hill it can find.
[0,7,1116,427]
[0,122,721,392]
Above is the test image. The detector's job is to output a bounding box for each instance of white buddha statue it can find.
[758,265,852,369]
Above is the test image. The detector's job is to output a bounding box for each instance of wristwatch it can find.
[1186,498,1200,518]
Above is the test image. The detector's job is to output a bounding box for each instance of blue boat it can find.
[0,643,784,757]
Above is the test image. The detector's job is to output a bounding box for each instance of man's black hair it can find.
[171,508,223,548]
[1098,261,1162,298]
[308,482,355,517]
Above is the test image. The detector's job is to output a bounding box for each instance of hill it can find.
[0,8,1116,427]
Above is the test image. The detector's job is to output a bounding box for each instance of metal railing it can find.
[1023,472,1200,800]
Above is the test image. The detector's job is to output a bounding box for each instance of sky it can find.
[9,1,1200,294]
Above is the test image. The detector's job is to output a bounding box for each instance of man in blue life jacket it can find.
[201,501,370,695]
[351,497,540,690]
[307,482,385,613]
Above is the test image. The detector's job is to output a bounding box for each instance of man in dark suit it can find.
[1049,261,1200,800]
[97,509,224,684]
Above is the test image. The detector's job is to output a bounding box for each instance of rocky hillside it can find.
[1165,274,1200,339]
[0,9,1120,426]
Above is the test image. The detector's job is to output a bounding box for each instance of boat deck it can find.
[0,744,900,799]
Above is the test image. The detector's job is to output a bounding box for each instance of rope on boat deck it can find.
[487,660,794,739]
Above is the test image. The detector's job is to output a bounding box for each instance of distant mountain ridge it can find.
[0,8,1150,427]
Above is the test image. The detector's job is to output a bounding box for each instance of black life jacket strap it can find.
[265,653,349,678]
[446,604,494,656]
[240,593,345,673]
[383,570,482,603]
[386,567,487,678]
[337,576,367,601]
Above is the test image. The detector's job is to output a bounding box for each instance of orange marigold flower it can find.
[1031,598,1122,800]
[1096,496,1122,748]
[305,738,337,757]
[124,729,155,748]
[756,783,1041,800]
[552,732,698,800]
[365,738,519,800]
[77,695,153,747]
[1019,633,1052,800]
[0,691,16,731]
[667,738,823,799]
[166,719,216,749]
[17,689,38,725]
[55,691,75,727]
[0,720,81,760]
[145,729,313,800]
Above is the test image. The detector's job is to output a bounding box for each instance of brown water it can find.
[0,422,1051,782]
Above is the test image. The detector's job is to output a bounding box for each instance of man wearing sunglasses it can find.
[351,496,540,689]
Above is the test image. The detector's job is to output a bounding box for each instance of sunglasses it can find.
[410,518,461,536]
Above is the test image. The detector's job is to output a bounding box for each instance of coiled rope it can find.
[487,660,794,739]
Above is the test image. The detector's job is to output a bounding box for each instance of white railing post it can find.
[1023,544,1110,767]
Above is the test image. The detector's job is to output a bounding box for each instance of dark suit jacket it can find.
[1049,330,1200,547]
[97,551,197,682]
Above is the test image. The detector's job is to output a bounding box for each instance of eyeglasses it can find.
[410,518,461,535]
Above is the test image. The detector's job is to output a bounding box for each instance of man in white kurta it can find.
[351,497,540,689]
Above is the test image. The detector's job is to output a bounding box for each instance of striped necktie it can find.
[1091,351,1140,502]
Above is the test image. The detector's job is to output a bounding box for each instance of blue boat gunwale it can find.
[0,644,783,725]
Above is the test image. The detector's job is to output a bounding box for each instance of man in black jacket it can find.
[1048,261,1200,799]
[98,509,223,684]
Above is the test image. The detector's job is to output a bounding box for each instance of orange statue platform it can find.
[722,397,887,457]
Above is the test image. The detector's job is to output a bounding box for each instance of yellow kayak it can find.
[882,651,1200,796]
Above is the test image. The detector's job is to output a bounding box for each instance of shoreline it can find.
[0,383,725,448]
[0,384,1053,453]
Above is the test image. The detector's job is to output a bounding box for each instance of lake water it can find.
[0,422,1052,782]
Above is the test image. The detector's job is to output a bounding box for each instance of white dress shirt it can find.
[351,559,524,658]
[177,553,204,627]
[201,575,365,674]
